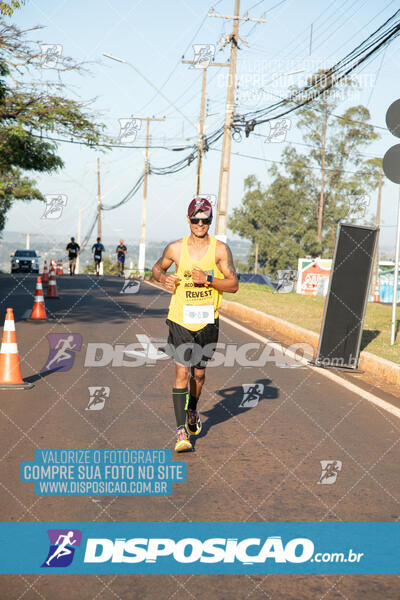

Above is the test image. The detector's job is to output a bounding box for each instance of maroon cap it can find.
[188,197,213,219]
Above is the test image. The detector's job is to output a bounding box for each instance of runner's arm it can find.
[213,242,239,292]
[152,243,179,290]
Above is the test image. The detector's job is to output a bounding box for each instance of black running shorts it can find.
[165,318,219,369]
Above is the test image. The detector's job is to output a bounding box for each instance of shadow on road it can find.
[192,378,279,447]
[24,367,63,383]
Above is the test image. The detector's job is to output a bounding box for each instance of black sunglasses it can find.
[190,217,212,225]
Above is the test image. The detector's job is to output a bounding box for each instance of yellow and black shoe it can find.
[175,427,192,452]
[186,409,202,436]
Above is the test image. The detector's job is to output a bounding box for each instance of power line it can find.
[210,147,373,175]
[136,1,224,114]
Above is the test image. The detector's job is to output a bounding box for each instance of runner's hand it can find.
[192,267,207,286]
[162,274,179,291]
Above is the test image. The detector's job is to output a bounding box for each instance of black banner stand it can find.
[309,222,379,373]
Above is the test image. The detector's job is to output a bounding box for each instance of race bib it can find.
[183,304,214,325]
[94,254,101,261]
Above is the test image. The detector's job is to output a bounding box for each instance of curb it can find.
[221,299,400,387]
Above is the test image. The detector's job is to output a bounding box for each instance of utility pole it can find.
[76,205,82,275]
[370,167,383,297]
[209,1,266,241]
[254,241,259,274]
[182,58,229,195]
[20,233,38,249]
[138,116,165,275]
[97,157,102,239]
[391,188,400,345]
[96,158,103,275]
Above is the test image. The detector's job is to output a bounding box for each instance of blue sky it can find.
[3,0,400,254]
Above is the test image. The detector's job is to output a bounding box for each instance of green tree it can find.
[0,20,107,233]
[230,170,319,273]
[230,73,381,272]
[0,1,25,16]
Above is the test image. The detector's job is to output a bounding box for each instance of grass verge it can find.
[224,283,400,365]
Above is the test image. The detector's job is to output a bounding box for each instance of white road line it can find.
[144,279,400,420]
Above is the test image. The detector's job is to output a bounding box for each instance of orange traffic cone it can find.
[47,268,59,299]
[373,283,380,303]
[28,277,48,320]
[42,260,49,283]
[0,309,34,389]
[57,261,63,276]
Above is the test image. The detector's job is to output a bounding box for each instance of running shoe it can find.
[175,427,192,452]
[186,408,202,436]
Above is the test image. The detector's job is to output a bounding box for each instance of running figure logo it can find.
[346,194,370,220]
[41,529,82,568]
[120,279,140,294]
[239,383,264,408]
[41,194,68,220]
[191,44,216,68]
[265,118,291,143]
[317,460,343,485]
[43,334,82,372]
[198,193,216,207]
[117,118,141,144]
[86,386,110,411]
[40,44,63,68]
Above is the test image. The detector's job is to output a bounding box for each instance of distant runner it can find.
[116,239,127,277]
[66,237,80,276]
[91,237,105,276]
[152,197,239,452]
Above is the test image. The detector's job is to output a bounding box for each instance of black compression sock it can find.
[188,394,199,410]
[172,387,189,429]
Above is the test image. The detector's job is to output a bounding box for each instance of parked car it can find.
[10,249,40,273]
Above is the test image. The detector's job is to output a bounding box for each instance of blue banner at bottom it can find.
[0,522,398,574]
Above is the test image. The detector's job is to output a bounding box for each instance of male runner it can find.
[116,239,127,277]
[66,237,80,276]
[152,197,239,452]
[91,237,105,276]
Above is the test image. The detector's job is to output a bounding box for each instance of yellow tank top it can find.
[167,235,223,332]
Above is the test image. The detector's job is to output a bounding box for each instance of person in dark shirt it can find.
[66,237,80,276]
[91,237,105,276]
[116,239,127,277]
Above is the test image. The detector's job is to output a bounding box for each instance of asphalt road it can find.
[0,272,399,599]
